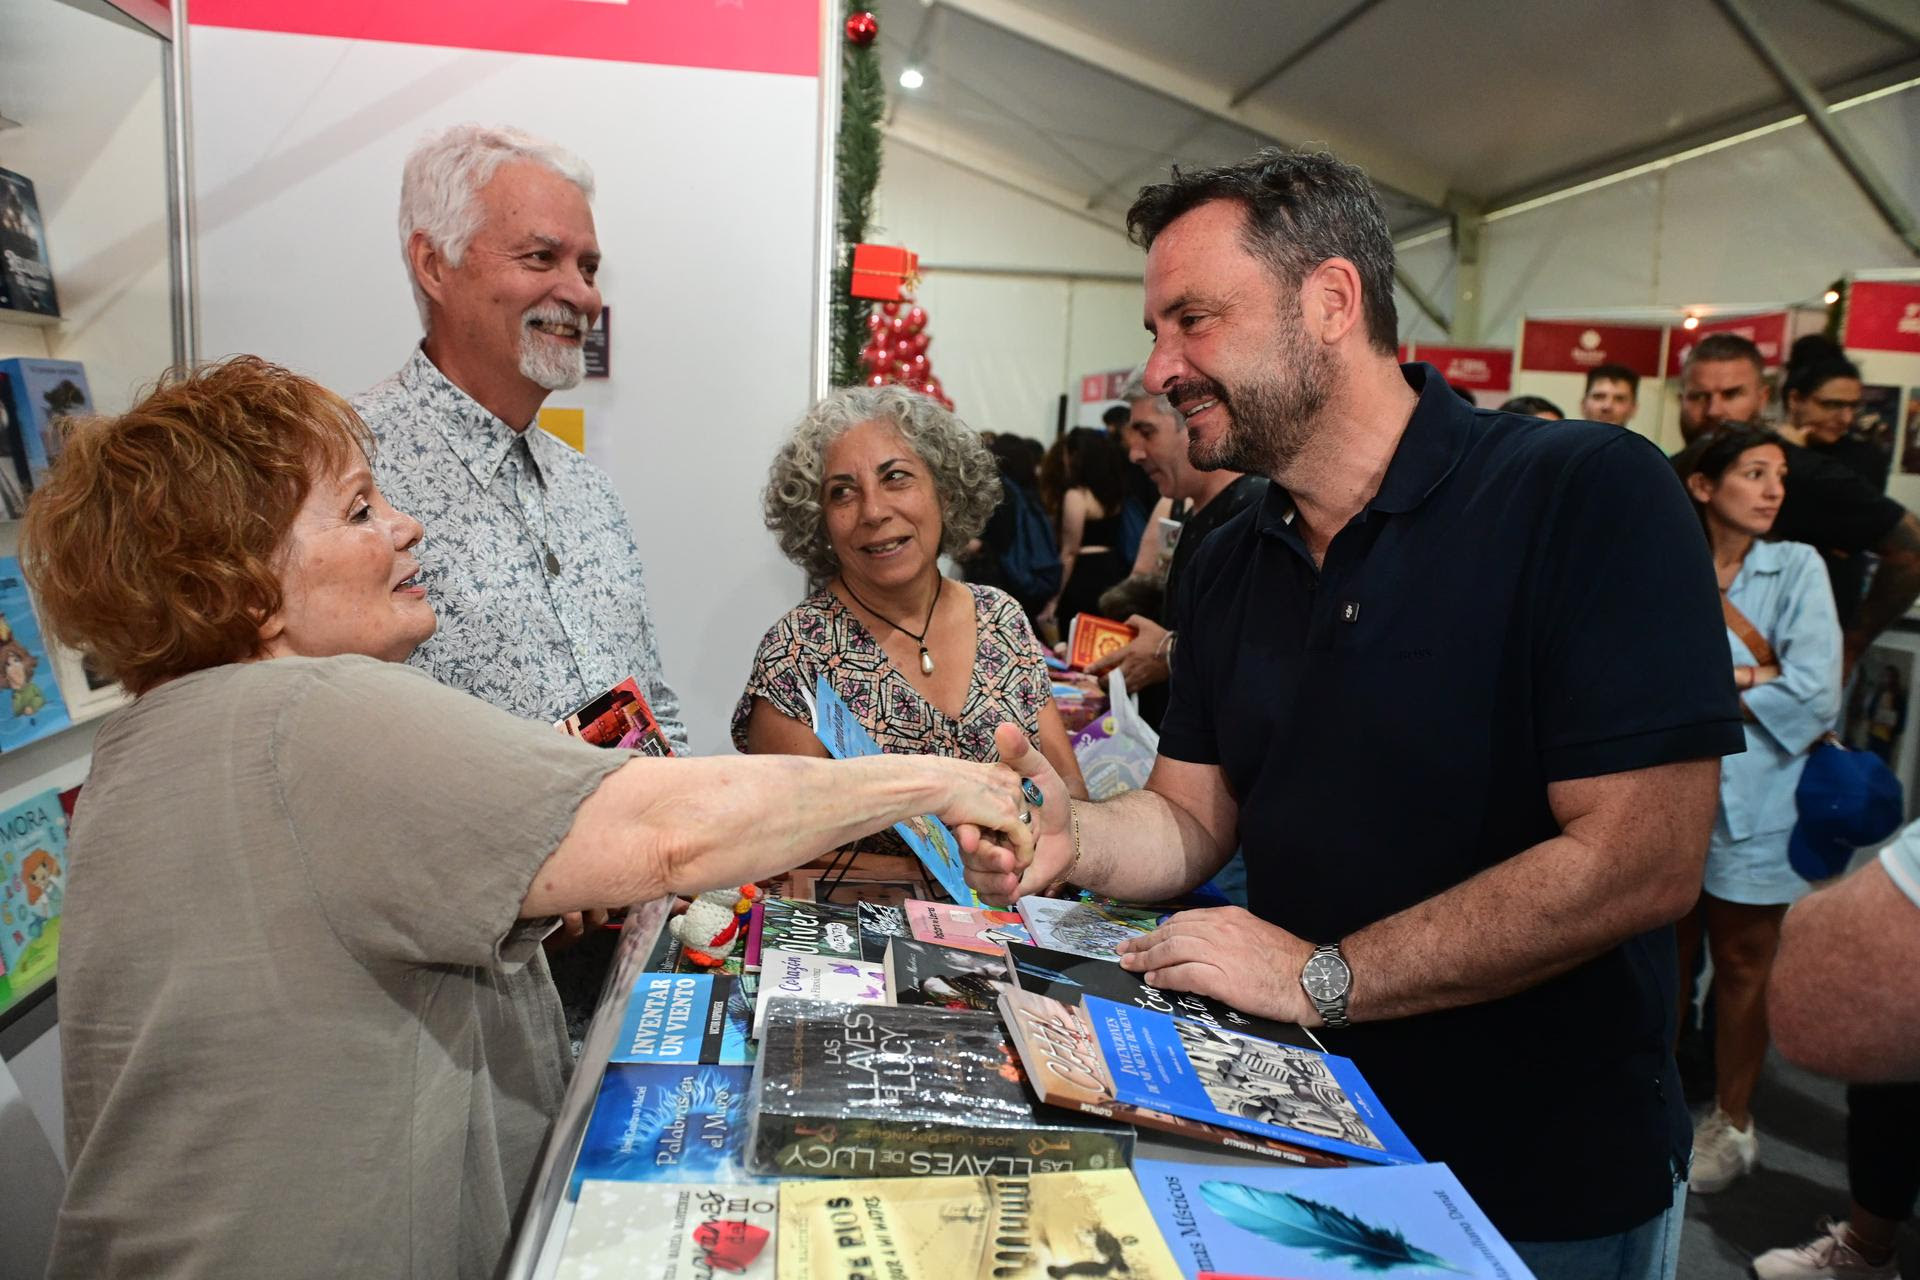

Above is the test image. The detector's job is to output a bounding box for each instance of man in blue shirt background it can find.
[966,147,1743,1280]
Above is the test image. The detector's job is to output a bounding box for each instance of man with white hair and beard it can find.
[961,148,1743,1280]
[356,124,686,750]
[356,125,687,1038]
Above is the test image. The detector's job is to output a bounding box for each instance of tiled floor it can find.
[1679,1052,1918,1278]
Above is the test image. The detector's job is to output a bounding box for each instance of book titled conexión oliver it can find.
[748,998,1132,1179]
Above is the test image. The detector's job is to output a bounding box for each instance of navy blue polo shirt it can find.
[1161,364,1743,1242]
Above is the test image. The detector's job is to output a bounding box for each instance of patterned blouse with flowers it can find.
[731,582,1052,761]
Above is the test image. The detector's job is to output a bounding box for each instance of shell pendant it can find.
[919,646,935,676]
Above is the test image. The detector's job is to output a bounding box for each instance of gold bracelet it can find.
[1061,798,1084,887]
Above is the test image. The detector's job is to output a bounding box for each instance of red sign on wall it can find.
[1519,321,1665,377]
[190,0,819,77]
[1843,281,1920,354]
[1080,369,1131,403]
[1411,345,1513,393]
[1665,312,1789,376]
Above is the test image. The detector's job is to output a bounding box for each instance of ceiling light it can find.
[1823,289,1841,305]
[899,67,925,90]
[1681,314,1701,330]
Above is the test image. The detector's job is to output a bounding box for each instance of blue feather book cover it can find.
[810,675,981,907]
[611,973,754,1066]
[1084,996,1421,1167]
[1133,1158,1535,1280]
[569,1063,765,1195]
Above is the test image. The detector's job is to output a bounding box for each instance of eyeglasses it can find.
[1811,397,1861,413]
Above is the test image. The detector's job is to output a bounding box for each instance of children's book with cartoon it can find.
[0,785,66,988]
[0,560,69,751]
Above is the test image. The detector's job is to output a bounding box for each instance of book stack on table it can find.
[534,878,1536,1280]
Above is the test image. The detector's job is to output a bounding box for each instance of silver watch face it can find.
[1302,952,1351,1002]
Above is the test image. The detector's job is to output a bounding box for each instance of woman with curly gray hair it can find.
[733,386,1088,798]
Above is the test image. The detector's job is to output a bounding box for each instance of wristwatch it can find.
[1300,942,1352,1029]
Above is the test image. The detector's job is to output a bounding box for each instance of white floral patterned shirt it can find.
[353,348,689,752]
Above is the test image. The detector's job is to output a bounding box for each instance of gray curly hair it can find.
[764,385,1001,582]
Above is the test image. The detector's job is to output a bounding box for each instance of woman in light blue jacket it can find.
[1673,426,1841,1197]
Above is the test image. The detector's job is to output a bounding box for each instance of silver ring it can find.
[1018,809,1032,825]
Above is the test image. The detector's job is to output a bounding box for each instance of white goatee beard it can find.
[519,329,585,391]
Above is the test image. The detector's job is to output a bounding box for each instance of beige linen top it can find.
[47,656,630,1279]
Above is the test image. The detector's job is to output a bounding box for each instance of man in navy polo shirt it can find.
[965,149,1742,1279]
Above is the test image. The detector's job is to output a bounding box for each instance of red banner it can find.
[1519,320,1664,377]
[1843,281,1920,354]
[1665,312,1789,376]
[1080,369,1131,403]
[190,0,820,77]
[1412,344,1513,392]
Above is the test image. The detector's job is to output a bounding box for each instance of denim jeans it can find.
[1508,1165,1687,1280]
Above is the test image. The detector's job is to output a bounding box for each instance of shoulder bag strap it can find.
[1721,595,1778,669]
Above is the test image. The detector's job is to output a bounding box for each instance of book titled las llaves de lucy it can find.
[1134,1158,1536,1280]
[749,998,1132,1180]
[779,1169,1184,1280]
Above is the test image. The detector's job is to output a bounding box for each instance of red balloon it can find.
[908,353,929,375]
[905,306,928,333]
[880,301,900,317]
[888,315,908,336]
[864,311,885,334]
[891,337,913,359]
[865,373,888,387]
[925,376,942,396]
[905,377,927,394]
[909,333,930,355]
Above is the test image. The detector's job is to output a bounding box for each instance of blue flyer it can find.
[1084,995,1422,1167]
[811,674,980,907]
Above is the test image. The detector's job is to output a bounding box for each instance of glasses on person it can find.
[1811,397,1861,414]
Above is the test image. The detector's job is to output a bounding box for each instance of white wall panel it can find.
[190,26,819,750]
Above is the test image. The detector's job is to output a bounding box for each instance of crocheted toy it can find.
[669,883,761,968]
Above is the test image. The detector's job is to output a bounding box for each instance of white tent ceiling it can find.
[875,0,1920,242]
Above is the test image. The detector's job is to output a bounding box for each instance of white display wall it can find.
[188,9,825,751]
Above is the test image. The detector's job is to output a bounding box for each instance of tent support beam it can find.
[1716,0,1920,257]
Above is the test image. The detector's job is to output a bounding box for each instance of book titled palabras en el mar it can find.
[748,998,1132,1180]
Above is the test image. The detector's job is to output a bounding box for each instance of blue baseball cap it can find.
[1789,745,1904,882]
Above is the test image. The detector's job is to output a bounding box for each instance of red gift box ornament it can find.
[850,243,920,301]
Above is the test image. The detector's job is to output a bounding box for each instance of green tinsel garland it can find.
[831,4,886,389]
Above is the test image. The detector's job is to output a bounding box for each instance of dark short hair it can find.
[1584,363,1640,394]
[1498,395,1564,419]
[1783,354,1861,402]
[1685,332,1765,376]
[1126,147,1398,356]
[1063,426,1126,513]
[1672,424,1786,539]
[1101,404,1130,429]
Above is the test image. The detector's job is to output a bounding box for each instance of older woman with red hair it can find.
[26,357,1034,1279]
